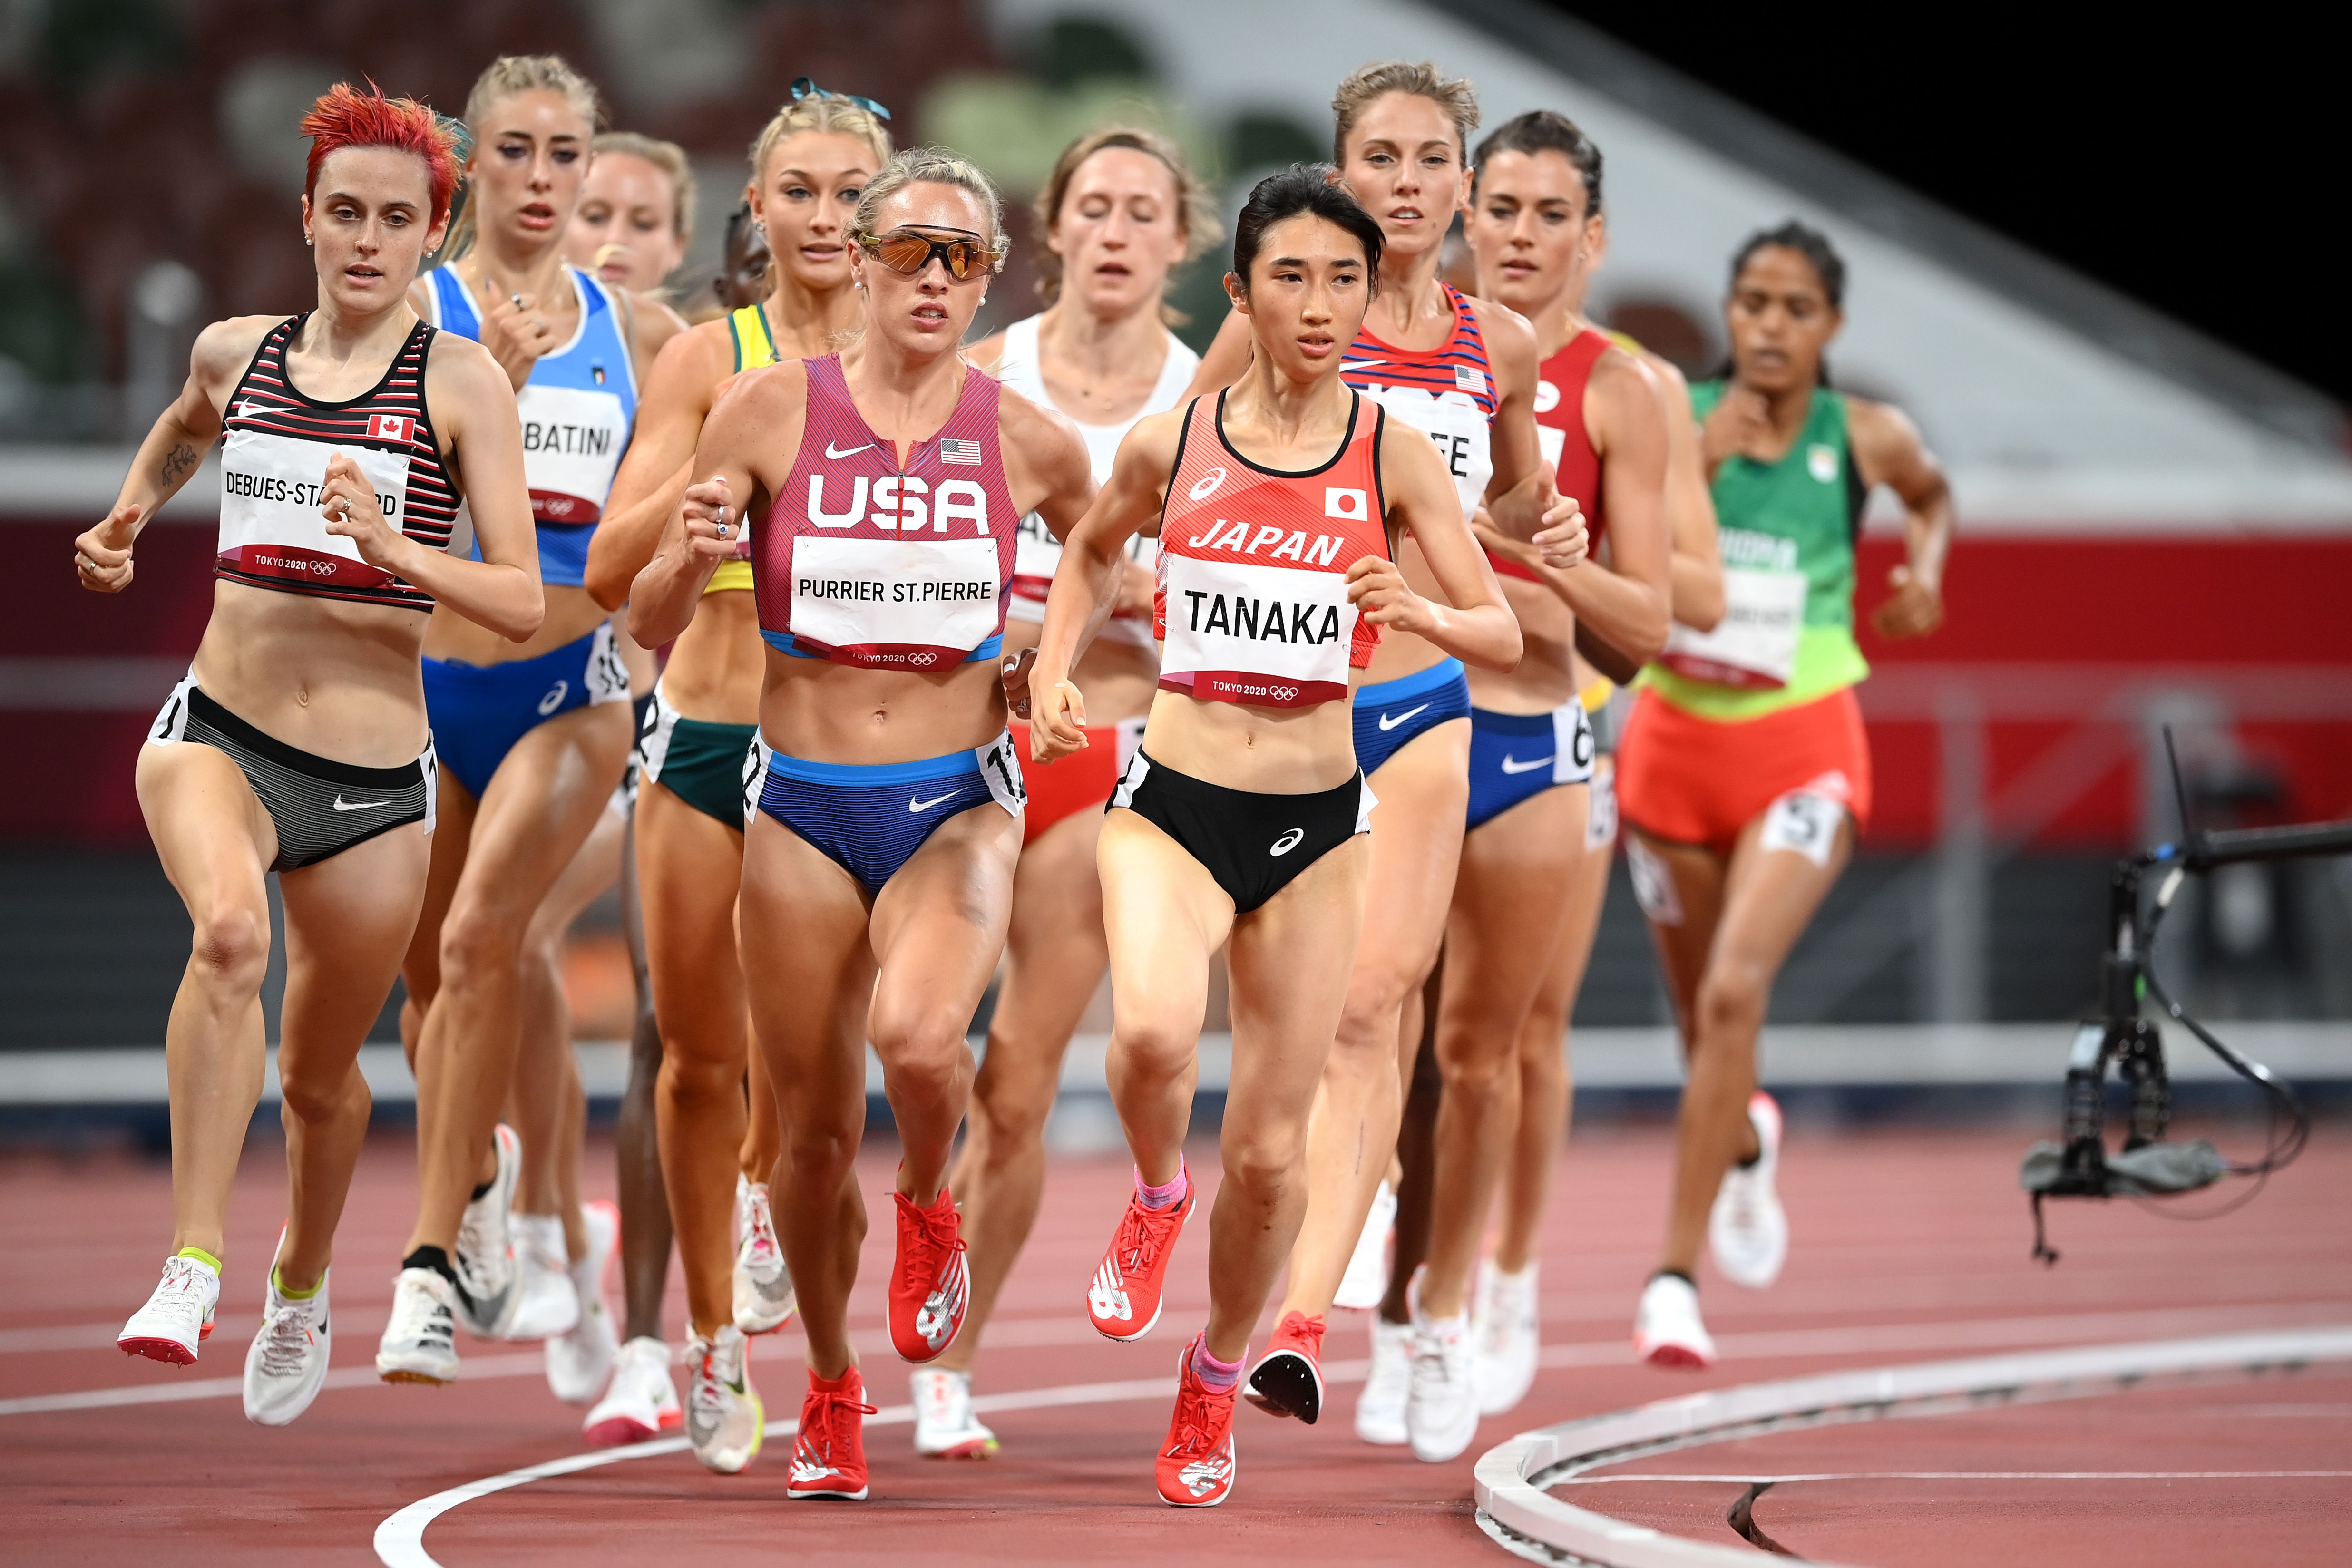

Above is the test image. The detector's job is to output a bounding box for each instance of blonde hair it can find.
[748,92,893,186]
[592,131,697,242]
[853,147,1007,262]
[1330,60,1480,165]
[1032,126,1221,325]
[444,55,607,261]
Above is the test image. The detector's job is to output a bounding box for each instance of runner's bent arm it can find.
[390,334,543,639]
[1029,409,1180,761]
[628,364,800,646]
[1358,418,1521,673]
[1850,398,1952,641]
[74,319,252,590]
[585,326,724,607]
[1649,354,1725,631]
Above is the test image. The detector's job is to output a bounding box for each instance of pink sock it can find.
[1135,1160,1188,1211]
[1189,1335,1243,1391]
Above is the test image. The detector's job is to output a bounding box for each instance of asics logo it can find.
[908,791,956,813]
[1269,828,1305,857]
[1377,702,1430,732]
[1499,754,1553,775]
[331,795,392,811]
[537,680,569,716]
[1187,466,1228,502]
[825,440,874,459]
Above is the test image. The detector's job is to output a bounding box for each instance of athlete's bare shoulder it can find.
[998,379,1092,500]
[1117,402,1187,478]
[995,378,1083,453]
[643,314,742,401]
[1458,291,1537,362]
[190,314,283,389]
[420,327,511,401]
[706,355,810,428]
[1844,393,1936,490]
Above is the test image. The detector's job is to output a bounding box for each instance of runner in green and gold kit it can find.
[1614,221,1952,1369]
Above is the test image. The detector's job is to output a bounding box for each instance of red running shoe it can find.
[1087,1182,1194,1341]
[888,1187,969,1363]
[1156,1341,1239,1507]
[785,1366,877,1500]
[1243,1310,1326,1423]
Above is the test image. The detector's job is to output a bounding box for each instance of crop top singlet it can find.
[424,265,638,587]
[1503,327,1614,582]
[753,354,1019,671]
[1339,282,1495,524]
[215,312,459,611]
[1154,390,1389,709]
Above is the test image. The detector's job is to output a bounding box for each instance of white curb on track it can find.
[1472,1325,2352,1567]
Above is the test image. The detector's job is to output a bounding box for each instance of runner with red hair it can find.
[302,81,462,230]
[81,81,540,1426]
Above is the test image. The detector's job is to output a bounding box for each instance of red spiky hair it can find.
[302,81,462,228]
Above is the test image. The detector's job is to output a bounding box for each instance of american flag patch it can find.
[368,413,412,444]
[938,438,982,466]
[1454,365,1489,397]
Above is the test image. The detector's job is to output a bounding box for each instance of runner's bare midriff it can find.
[186,579,432,764]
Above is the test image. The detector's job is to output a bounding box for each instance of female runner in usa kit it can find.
[631,148,1095,1499]
[1620,221,1951,1368]
[85,84,540,1424]
[1184,62,1583,1433]
[374,55,680,1387]
[586,83,892,1467]
[1455,112,1728,1423]
[926,124,1215,1461]
[1398,109,1676,1460]
[1031,165,1520,1507]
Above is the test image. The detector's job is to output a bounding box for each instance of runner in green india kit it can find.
[1614,220,1953,1369]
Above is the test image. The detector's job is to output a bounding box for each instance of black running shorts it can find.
[1108,750,1372,913]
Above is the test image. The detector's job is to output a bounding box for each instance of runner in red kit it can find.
[1029,165,1520,1507]
[630,148,1095,1501]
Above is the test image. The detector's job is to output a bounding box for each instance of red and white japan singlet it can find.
[754,354,1019,670]
[1154,391,1389,708]
[1504,327,1612,582]
[215,313,458,610]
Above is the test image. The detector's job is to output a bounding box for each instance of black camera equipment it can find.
[2019,730,2352,1262]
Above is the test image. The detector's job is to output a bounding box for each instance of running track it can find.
[3,1124,2347,1565]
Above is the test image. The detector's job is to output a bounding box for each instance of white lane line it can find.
[16,1298,2343,1421]
[374,1373,1190,1568]
[1565,1471,2352,1483]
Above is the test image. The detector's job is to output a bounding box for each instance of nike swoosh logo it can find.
[331,796,393,811]
[908,792,956,812]
[826,440,874,459]
[1340,359,1385,374]
[1377,703,1431,732]
[1499,754,1554,775]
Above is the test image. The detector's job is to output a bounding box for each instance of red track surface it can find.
[3,1124,2347,1566]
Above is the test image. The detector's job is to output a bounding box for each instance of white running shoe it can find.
[1406,1303,1479,1464]
[685,1325,763,1474]
[118,1253,219,1365]
[732,1181,796,1335]
[377,1267,461,1383]
[1354,1315,1412,1446]
[452,1123,522,1337]
[1473,1258,1539,1417]
[1333,1180,1396,1312]
[503,1213,581,1343]
[1710,1091,1789,1289]
[584,1336,682,1447]
[911,1368,998,1458]
[244,1264,331,1426]
[547,1201,619,1402]
[1633,1273,1715,1369]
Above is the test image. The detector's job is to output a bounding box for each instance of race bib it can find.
[1659,565,1806,689]
[789,534,1001,666]
[518,383,630,525]
[218,429,412,590]
[1160,553,1353,708]
[1009,510,1059,614]
[1759,790,1844,867]
[1536,422,1566,473]
[1360,384,1491,521]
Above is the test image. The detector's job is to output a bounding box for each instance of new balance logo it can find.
[1090,1261,1132,1322]
[1499,754,1553,775]
[331,796,393,811]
